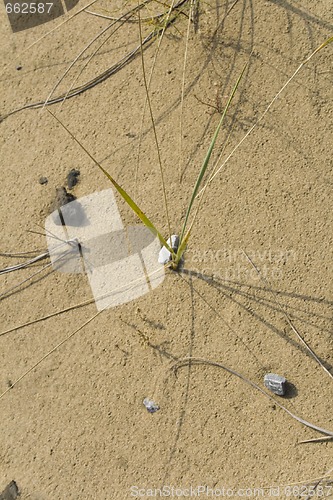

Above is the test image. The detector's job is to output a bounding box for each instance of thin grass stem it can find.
[137,5,175,240]
[58,1,154,108]
[243,250,333,381]
[135,0,180,196]
[198,37,333,194]
[178,0,194,183]
[0,265,167,397]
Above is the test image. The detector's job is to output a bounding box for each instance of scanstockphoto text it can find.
[129,484,332,497]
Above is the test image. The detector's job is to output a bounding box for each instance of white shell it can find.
[158,235,179,265]
[143,398,160,414]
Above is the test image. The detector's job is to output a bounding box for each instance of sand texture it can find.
[0,1,332,498]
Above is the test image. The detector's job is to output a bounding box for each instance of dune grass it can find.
[46,34,332,273]
[0,3,333,488]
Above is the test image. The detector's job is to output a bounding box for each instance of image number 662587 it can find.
[4,0,80,31]
[5,2,54,13]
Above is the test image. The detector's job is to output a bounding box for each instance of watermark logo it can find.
[4,0,80,32]
[186,246,297,282]
[45,189,165,311]
[128,484,333,497]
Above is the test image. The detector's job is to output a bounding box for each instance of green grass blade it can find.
[176,37,333,265]
[175,226,191,264]
[47,109,174,255]
[310,35,333,56]
[178,62,248,246]
[100,170,173,253]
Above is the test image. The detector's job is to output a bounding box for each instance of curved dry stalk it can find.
[44,22,123,109]
[0,243,75,299]
[170,357,333,438]
[0,256,52,297]
[1,28,155,121]
[0,0,188,121]
[58,18,130,110]
[0,238,93,334]
[61,0,182,108]
[0,251,49,273]
[46,0,152,108]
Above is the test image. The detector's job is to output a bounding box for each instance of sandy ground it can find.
[0,1,332,498]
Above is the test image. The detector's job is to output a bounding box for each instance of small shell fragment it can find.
[143,398,160,414]
[158,235,179,265]
[264,373,287,396]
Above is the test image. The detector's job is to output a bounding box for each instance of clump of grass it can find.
[47,36,332,272]
[0,0,190,121]
[47,58,247,270]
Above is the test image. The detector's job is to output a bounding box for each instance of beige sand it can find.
[0,1,332,498]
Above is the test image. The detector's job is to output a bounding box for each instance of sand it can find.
[0,1,332,498]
